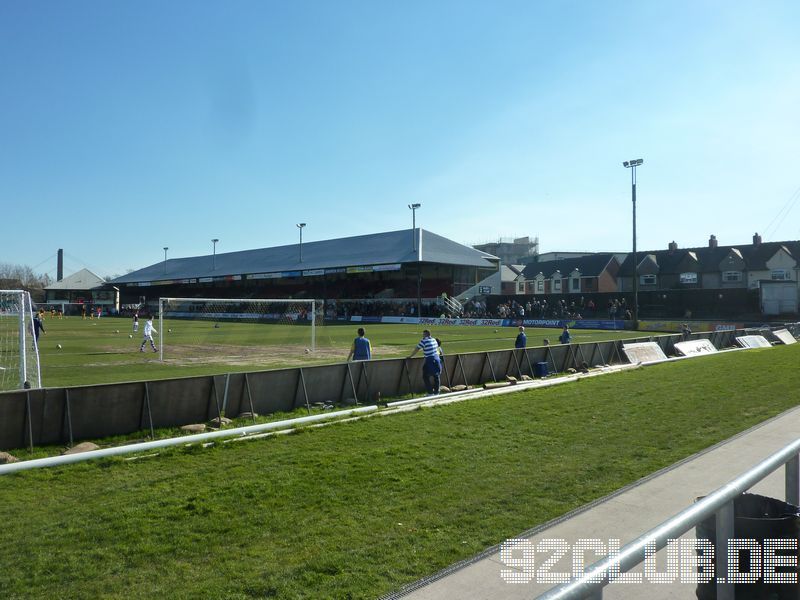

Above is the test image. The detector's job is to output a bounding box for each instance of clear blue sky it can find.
[2,1,799,279]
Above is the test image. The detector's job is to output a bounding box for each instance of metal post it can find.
[209,377,222,423]
[143,382,155,438]
[222,373,230,414]
[243,373,257,422]
[346,363,359,405]
[409,204,422,315]
[296,223,306,262]
[484,352,497,382]
[442,357,453,388]
[163,246,168,275]
[18,291,28,389]
[523,349,535,377]
[402,358,415,397]
[27,290,42,387]
[623,159,642,328]
[299,369,311,412]
[786,454,800,506]
[25,389,34,452]
[715,501,735,600]
[457,354,469,386]
[632,171,638,328]
[64,389,74,447]
[212,238,219,270]
[408,203,420,252]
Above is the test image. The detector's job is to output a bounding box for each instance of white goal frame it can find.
[0,289,42,390]
[157,297,316,362]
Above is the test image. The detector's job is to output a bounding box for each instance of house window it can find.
[536,279,544,292]
[571,278,580,291]
[518,281,525,292]
[679,272,698,284]
[772,269,790,280]
[553,279,562,292]
[640,274,656,285]
[722,271,742,282]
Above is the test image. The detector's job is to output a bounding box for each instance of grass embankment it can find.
[32,317,636,387]
[2,345,796,599]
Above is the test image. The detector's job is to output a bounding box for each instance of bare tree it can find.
[0,262,52,289]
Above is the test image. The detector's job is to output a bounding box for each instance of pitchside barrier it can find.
[0,330,742,452]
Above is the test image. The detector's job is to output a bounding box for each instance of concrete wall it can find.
[0,331,739,451]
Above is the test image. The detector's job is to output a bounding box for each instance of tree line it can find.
[0,263,52,290]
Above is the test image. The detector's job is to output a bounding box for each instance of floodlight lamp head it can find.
[163,247,169,251]
[296,223,306,229]
[212,238,219,243]
[408,203,421,209]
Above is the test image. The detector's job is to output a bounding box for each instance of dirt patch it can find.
[76,343,408,371]
[161,343,348,368]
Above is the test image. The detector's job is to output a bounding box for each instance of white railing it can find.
[442,295,463,316]
[535,438,800,600]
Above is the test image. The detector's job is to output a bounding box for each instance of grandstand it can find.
[112,228,499,316]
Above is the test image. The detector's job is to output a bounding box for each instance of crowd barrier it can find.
[0,330,739,452]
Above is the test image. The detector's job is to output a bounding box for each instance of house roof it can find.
[617,240,800,276]
[112,228,499,285]
[45,269,106,291]
[521,254,617,279]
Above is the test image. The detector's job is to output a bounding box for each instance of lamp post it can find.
[408,203,422,315]
[408,203,421,252]
[211,238,219,270]
[623,159,643,328]
[296,223,306,262]
[163,247,168,274]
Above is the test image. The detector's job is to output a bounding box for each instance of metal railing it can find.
[442,294,463,316]
[536,437,800,600]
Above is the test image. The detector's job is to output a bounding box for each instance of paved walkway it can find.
[389,404,800,599]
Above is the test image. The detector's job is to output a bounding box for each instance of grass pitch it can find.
[1,345,798,599]
[32,316,636,387]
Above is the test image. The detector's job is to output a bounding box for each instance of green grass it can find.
[29,316,637,387]
[1,345,798,599]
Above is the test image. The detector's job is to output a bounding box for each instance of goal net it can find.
[157,298,317,366]
[0,290,42,391]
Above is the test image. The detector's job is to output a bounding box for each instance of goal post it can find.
[157,297,317,363]
[0,289,42,391]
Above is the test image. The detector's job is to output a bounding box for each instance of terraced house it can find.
[520,253,621,295]
[617,234,799,315]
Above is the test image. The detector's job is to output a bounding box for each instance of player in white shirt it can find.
[139,315,158,353]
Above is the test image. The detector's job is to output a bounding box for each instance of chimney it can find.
[753,232,762,246]
[57,249,64,281]
[668,241,678,252]
[708,235,718,248]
